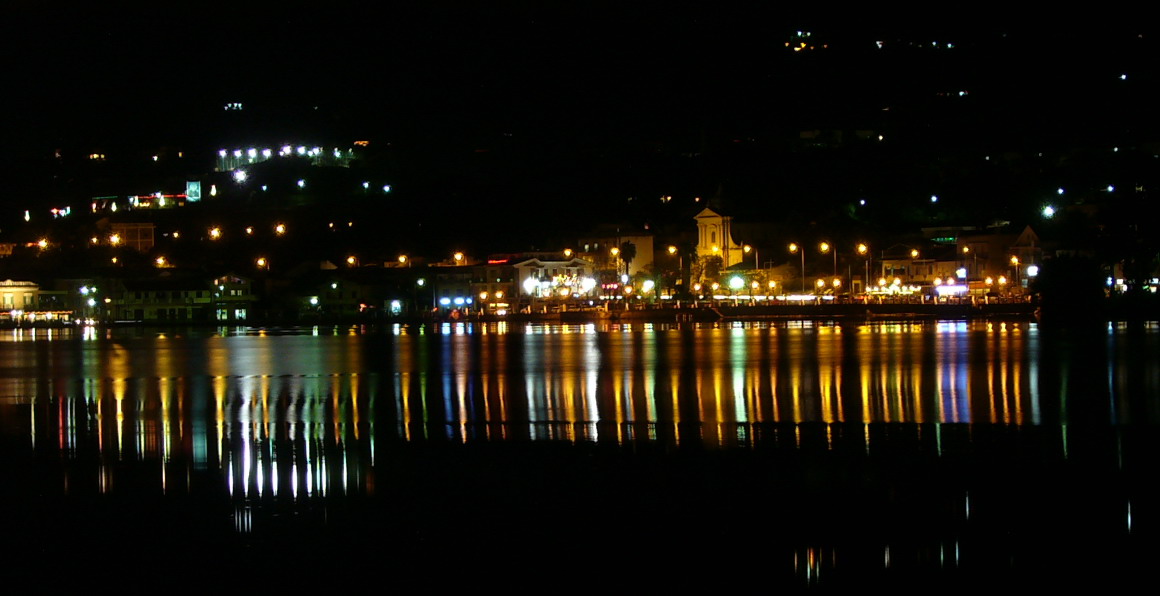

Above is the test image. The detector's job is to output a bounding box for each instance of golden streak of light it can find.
[1000,329,1011,424]
[351,374,361,441]
[746,367,762,423]
[330,375,343,444]
[791,359,803,424]
[613,371,626,443]
[860,332,873,424]
[160,377,173,463]
[214,376,227,468]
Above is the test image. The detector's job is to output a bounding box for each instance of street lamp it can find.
[743,244,759,269]
[789,243,806,292]
[857,243,869,291]
[1010,255,1020,288]
[819,241,837,277]
[667,245,683,294]
[453,251,464,265]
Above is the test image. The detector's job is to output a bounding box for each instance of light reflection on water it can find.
[1,321,1157,585]
[3,321,1159,453]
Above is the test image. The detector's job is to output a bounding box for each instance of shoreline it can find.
[9,300,1160,329]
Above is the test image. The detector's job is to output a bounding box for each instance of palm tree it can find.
[618,241,636,275]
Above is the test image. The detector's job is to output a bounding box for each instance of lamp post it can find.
[819,241,837,278]
[667,245,684,296]
[857,243,870,292]
[789,243,806,292]
[1010,255,1021,289]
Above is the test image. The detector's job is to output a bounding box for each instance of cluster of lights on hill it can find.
[216,144,359,172]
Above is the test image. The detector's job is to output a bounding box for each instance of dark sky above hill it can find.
[8,7,1154,147]
[3,5,1159,245]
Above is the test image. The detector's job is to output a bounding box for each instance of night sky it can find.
[4,7,1159,252]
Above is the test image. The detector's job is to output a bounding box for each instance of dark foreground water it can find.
[1,320,1158,588]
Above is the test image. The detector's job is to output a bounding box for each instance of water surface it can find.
[1,321,1157,587]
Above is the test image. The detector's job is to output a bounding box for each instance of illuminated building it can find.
[694,208,744,268]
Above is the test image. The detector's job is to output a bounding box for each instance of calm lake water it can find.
[2,320,1158,588]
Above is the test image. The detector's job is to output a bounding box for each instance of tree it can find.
[700,255,723,285]
[618,241,636,274]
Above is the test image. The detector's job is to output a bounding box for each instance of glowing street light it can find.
[857,243,870,290]
[453,252,464,265]
[346,255,358,266]
[789,243,806,292]
[398,255,409,267]
[37,238,48,250]
[275,223,286,236]
[819,241,836,277]
[155,256,167,267]
[209,227,222,240]
[564,248,573,258]
[256,257,268,269]
[109,234,121,246]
